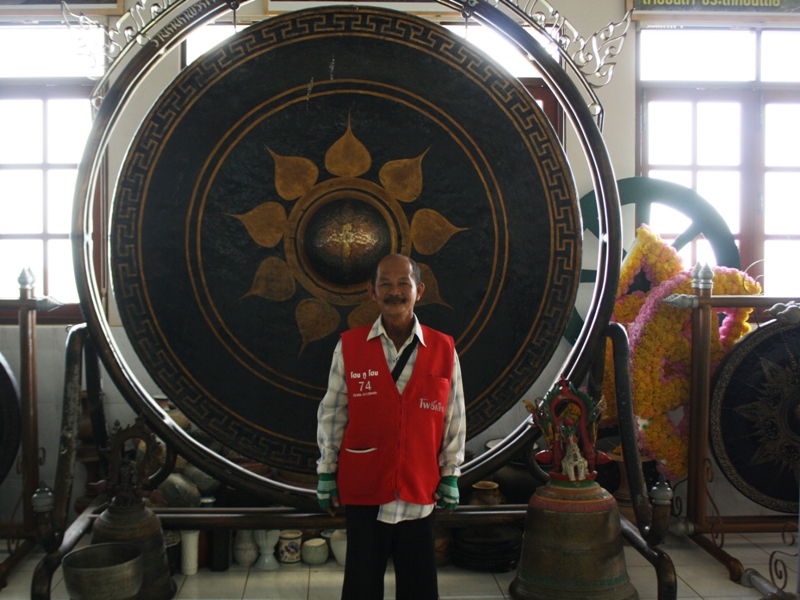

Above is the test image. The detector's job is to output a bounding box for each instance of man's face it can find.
[368,256,425,321]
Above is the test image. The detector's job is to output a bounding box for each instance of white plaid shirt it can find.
[317,315,466,524]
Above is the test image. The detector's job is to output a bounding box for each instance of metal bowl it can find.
[62,542,143,600]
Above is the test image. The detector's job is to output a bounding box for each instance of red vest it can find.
[337,324,454,506]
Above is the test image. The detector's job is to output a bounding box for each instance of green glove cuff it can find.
[317,473,338,509]
[436,475,459,510]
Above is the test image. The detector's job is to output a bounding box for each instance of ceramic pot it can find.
[302,538,329,565]
[253,529,280,570]
[277,530,303,564]
[320,529,335,552]
[330,529,347,567]
[157,473,201,508]
[181,466,221,497]
[62,542,143,600]
[233,530,259,566]
[492,461,541,504]
[470,480,502,505]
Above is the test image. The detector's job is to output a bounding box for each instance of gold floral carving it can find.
[347,301,382,330]
[379,150,428,203]
[734,356,800,476]
[244,256,296,301]
[296,298,341,352]
[228,202,286,248]
[417,263,449,308]
[267,148,319,201]
[229,118,466,352]
[324,119,371,178]
[411,209,468,255]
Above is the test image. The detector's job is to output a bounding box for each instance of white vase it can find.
[253,529,280,570]
[180,530,200,575]
[233,529,259,566]
[330,529,347,567]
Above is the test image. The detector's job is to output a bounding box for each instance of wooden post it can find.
[687,263,713,527]
[17,268,39,534]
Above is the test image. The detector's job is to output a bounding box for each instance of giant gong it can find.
[111,6,581,473]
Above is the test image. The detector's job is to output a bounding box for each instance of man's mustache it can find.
[383,296,407,304]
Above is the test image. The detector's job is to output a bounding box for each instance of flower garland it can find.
[595,224,761,480]
[601,225,684,424]
[628,266,760,480]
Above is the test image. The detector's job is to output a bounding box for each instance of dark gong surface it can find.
[111,6,581,473]
[710,319,800,513]
[0,351,21,486]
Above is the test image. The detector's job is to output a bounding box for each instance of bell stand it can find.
[671,263,799,594]
[0,270,63,589]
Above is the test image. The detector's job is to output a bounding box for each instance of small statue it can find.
[524,375,608,482]
[561,440,588,481]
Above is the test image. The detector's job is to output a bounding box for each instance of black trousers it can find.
[341,505,438,600]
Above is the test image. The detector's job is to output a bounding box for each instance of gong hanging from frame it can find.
[111,6,581,473]
[710,319,800,513]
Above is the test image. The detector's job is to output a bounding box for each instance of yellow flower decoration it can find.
[628,266,760,480]
[601,225,684,423]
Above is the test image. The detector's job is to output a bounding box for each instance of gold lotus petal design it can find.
[234,117,461,351]
[411,208,468,255]
[268,147,319,201]
[378,149,428,203]
[245,256,296,301]
[347,300,382,329]
[324,119,371,178]
[229,202,287,248]
[296,298,341,353]
[417,262,449,308]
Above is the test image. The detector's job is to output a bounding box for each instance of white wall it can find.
[0,0,780,525]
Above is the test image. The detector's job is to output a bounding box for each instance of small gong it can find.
[710,319,800,513]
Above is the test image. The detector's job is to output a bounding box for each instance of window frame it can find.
[636,27,800,291]
[0,78,103,324]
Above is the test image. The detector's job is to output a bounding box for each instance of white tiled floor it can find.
[0,532,796,599]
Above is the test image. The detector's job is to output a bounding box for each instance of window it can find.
[639,28,800,296]
[0,25,101,322]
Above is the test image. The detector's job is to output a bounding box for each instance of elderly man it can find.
[316,253,466,600]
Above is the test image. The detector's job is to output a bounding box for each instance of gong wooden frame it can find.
[70,0,622,503]
[679,278,799,583]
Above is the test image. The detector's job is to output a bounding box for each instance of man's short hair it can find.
[371,254,421,286]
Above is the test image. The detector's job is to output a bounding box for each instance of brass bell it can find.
[509,478,637,600]
[91,421,176,600]
[512,377,638,600]
[92,499,176,600]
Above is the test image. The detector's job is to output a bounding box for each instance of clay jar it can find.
[492,460,541,504]
[302,538,329,565]
[277,530,303,564]
[469,481,502,506]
